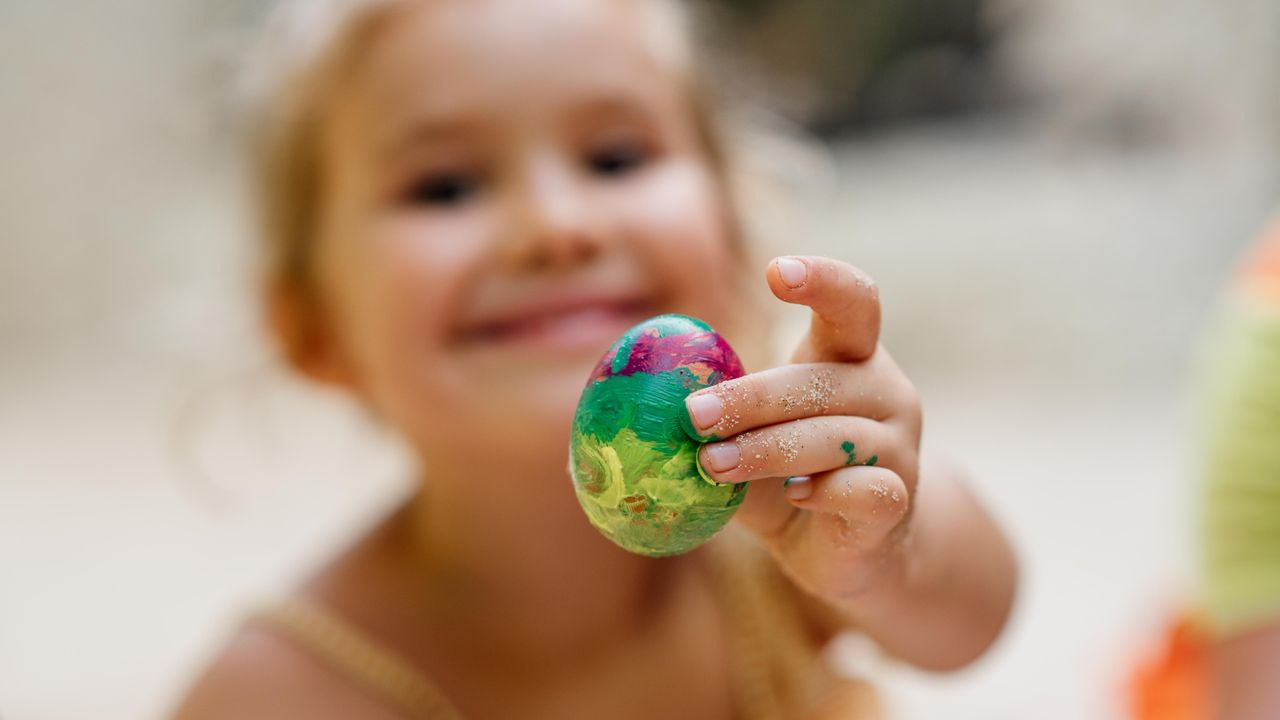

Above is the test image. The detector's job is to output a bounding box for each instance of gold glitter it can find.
[780,368,837,416]
[707,381,750,436]
[734,430,773,473]
[777,428,802,463]
[780,385,797,413]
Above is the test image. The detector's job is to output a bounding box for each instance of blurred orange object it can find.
[1238,215,1280,303]
[1129,617,1211,720]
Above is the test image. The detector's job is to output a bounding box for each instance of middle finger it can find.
[684,357,915,441]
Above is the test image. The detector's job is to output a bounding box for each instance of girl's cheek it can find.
[636,161,731,256]
[374,211,489,348]
[328,213,485,418]
[382,209,493,273]
[615,161,736,313]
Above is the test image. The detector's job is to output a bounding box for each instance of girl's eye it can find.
[404,172,480,207]
[587,143,649,178]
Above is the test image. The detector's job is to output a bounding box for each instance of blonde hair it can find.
[242,0,784,366]
[244,0,393,309]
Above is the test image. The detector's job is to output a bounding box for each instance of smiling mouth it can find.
[456,297,658,350]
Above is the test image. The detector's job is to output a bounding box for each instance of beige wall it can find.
[0,2,254,363]
[0,0,1274,365]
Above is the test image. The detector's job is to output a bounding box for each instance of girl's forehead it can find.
[349,0,689,139]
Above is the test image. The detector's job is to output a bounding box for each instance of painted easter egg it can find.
[569,314,747,557]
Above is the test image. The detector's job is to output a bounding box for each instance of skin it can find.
[1215,624,1280,719]
[176,0,1016,717]
[689,257,1015,669]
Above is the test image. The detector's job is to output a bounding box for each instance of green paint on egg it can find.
[569,314,747,557]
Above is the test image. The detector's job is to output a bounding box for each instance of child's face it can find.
[308,0,738,461]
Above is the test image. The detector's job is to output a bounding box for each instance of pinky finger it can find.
[784,465,910,545]
[774,466,911,600]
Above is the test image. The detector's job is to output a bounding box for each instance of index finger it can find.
[767,256,881,362]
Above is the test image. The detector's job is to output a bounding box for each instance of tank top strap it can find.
[249,599,465,720]
[251,531,880,720]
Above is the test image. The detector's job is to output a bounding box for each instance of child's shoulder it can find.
[173,515,420,719]
[170,623,400,720]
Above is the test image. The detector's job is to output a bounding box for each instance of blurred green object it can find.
[1201,227,1280,637]
[707,0,1004,134]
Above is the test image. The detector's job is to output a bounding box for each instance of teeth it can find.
[533,306,613,330]
[464,299,647,344]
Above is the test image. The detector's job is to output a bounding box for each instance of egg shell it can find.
[569,314,747,557]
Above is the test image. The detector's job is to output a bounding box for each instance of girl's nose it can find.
[501,155,604,271]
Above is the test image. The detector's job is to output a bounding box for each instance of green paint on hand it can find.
[841,440,856,465]
[839,440,878,467]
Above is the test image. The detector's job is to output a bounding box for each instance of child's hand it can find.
[687,256,921,604]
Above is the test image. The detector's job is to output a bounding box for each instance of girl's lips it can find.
[456,297,656,352]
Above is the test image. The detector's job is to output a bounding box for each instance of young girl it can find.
[176,0,1017,717]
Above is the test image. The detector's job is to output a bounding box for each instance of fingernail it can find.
[685,393,722,432]
[784,475,813,501]
[701,442,740,473]
[775,257,807,288]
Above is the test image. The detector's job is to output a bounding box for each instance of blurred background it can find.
[2,0,1278,717]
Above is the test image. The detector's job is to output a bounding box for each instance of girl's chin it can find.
[440,405,577,476]
[446,373,582,439]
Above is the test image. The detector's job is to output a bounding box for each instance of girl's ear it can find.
[264,277,355,389]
